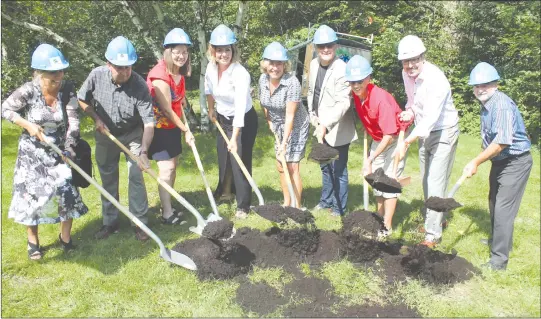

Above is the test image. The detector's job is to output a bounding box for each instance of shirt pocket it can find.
[118,94,135,119]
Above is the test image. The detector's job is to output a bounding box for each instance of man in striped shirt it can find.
[463,62,532,271]
[395,35,460,248]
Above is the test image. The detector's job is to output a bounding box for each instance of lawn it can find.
[1,101,539,317]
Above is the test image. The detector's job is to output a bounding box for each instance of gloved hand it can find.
[315,124,326,143]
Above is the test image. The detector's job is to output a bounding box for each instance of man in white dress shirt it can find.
[396,35,460,248]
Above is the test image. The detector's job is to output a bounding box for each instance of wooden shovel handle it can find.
[393,130,405,178]
[275,134,299,208]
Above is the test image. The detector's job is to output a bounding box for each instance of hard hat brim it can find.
[32,62,70,71]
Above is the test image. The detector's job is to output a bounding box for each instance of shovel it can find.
[363,129,369,210]
[182,111,220,218]
[103,130,219,236]
[41,135,197,270]
[213,120,265,206]
[425,173,467,212]
[274,133,299,208]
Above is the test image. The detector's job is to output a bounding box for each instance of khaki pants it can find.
[95,127,148,226]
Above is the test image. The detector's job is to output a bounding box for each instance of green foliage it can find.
[1,0,539,144]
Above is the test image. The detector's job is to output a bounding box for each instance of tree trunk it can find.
[1,12,105,66]
[233,1,249,37]
[192,0,210,132]
[119,0,162,61]
[151,2,169,34]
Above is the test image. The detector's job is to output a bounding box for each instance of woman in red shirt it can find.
[346,55,411,237]
[146,28,194,224]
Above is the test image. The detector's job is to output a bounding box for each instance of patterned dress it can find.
[2,80,88,226]
[258,73,309,162]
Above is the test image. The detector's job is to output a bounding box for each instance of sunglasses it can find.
[401,56,423,66]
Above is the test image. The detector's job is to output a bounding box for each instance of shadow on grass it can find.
[445,206,492,250]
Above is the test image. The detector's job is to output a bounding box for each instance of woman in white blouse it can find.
[204,24,258,219]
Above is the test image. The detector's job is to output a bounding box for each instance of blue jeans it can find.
[319,143,350,215]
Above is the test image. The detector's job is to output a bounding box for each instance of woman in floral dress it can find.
[258,42,309,208]
[1,44,88,260]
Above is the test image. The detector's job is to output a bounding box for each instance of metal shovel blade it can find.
[161,248,197,270]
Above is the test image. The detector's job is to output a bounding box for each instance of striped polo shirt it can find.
[480,90,531,161]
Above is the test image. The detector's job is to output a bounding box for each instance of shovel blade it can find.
[206,213,222,223]
[161,248,197,270]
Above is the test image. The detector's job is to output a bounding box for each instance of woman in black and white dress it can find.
[1,44,88,260]
[205,24,258,219]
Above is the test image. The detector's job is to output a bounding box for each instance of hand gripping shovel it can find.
[274,133,299,208]
[182,111,220,219]
[41,136,197,270]
[103,130,217,236]
[213,120,264,206]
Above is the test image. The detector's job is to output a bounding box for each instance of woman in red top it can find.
[147,28,194,224]
[346,55,411,237]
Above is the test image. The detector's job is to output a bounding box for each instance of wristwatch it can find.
[141,150,148,155]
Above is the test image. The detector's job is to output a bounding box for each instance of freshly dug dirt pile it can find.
[340,210,385,263]
[267,227,320,256]
[235,279,287,316]
[284,275,338,305]
[172,237,255,280]
[425,196,462,212]
[304,230,342,265]
[252,204,288,224]
[364,167,385,186]
[401,245,479,285]
[283,206,315,225]
[202,219,234,240]
[308,143,339,163]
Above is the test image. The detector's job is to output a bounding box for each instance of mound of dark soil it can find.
[340,210,385,263]
[283,206,315,225]
[401,245,479,285]
[235,280,287,315]
[308,143,339,163]
[267,227,320,256]
[365,168,402,193]
[364,167,385,186]
[172,237,255,280]
[284,275,338,305]
[425,196,462,212]
[252,204,288,223]
[304,230,343,265]
[202,219,234,240]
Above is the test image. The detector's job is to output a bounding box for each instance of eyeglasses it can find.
[112,65,131,71]
[172,50,189,56]
[316,43,336,50]
[401,56,423,66]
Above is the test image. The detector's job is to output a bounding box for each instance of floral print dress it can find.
[2,79,88,226]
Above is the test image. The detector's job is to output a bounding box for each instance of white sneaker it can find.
[377,228,392,240]
[235,210,248,219]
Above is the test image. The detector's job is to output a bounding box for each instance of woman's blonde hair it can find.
[259,59,292,74]
[163,45,191,77]
[206,44,240,65]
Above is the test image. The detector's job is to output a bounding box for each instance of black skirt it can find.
[148,127,182,161]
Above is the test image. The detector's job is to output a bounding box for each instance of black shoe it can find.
[134,226,150,241]
[482,261,507,271]
[59,234,75,252]
[94,224,119,240]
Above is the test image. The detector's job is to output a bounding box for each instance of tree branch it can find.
[119,0,162,60]
[151,2,168,34]
[1,11,105,66]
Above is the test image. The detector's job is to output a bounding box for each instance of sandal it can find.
[27,241,42,260]
[58,234,75,252]
[160,211,186,225]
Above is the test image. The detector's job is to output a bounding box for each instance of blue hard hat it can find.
[313,25,338,45]
[345,55,373,82]
[468,62,500,85]
[31,44,69,71]
[262,42,288,61]
[105,36,138,66]
[209,24,237,46]
[164,28,192,47]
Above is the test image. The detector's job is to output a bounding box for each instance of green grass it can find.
[2,101,540,317]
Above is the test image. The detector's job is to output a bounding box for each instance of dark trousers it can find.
[215,108,258,211]
[488,152,532,266]
[319,143,350,214]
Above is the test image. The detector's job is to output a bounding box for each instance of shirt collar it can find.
[481,89,500,111]
[263,73,290,90]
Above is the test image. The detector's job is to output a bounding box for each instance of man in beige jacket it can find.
[308,25,358,216]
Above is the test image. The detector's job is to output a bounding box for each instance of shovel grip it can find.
[275,134,298,208]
